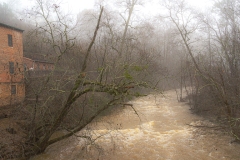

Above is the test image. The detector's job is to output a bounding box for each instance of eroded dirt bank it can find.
[31,90,240,160]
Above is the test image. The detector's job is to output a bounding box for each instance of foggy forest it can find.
[1,0,240,159]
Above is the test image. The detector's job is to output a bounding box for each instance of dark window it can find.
[11,85,16,95]
[9,62,14,74]
[8,34,13,47]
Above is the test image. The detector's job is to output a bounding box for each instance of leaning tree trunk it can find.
[27,6,104,156]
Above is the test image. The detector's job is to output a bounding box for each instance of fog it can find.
[1,0,240,159]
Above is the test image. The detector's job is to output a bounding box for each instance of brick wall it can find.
[23,57,54,71]
[0,23,25,106]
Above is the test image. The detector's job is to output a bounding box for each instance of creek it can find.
[31,90,240,160]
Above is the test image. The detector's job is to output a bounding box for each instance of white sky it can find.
[0,0,213,15]
[0,0,95,13]
[187,0,213,10]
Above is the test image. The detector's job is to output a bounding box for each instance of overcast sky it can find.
[0,0,213,16]
[0,0,95,13]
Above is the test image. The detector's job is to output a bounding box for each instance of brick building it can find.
[23,57,54,71]
[0,23,25,106]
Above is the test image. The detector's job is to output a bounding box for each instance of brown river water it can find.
[31,90,240,160]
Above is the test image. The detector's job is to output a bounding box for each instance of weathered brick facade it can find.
[0,23,25,106]
[23,57,54,71]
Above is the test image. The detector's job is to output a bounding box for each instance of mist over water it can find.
[31,90,240,160]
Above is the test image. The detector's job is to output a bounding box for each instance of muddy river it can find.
[31,90,240,160]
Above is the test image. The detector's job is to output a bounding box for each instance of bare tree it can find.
[160,0,240,141]
[14,0,154,157]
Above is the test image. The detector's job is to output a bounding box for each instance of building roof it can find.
[0,22,24,32]
[23,57,54,64]
[33,59,54,64]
